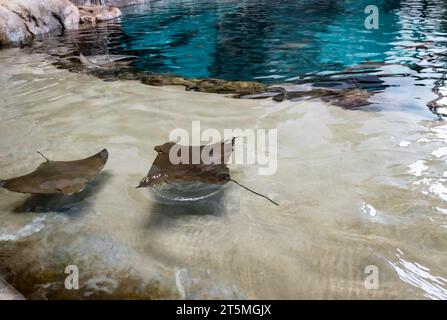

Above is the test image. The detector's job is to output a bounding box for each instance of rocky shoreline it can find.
[62,56,377,109]
[78,4,121,26]
[0,0,128,46]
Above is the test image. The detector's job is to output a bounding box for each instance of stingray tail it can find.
[228,178,279,206]
[223,137,236,148]
[37,151,50,162]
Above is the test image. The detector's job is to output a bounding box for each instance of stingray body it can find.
[79,53,139,69]
[0,149,108,196]
[138,140,234,201]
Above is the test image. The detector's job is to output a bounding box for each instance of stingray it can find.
[79,53,139,69]
[0,149,108,196]
[138,139,278,205]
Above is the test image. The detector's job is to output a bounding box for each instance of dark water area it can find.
[118,0,402,81]
[117,0,447,82]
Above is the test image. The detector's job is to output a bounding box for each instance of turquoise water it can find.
[111,0,446,83]
[24,0,447,116]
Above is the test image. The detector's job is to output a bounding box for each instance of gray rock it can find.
[79,5,122,26]
[0,5,29,44]
[0,0,79,45]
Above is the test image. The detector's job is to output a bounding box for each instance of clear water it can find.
[1,49,447,299]
[1,0,447,300]
[112,0,445,83]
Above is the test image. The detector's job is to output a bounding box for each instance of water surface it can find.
[114,0,447,86]
[21,0,447,117]
[1,0,447,299]
[0,49,446,299]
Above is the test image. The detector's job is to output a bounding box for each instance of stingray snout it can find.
[136,176,150,189]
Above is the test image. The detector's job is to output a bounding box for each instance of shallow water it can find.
[0,48,446,299]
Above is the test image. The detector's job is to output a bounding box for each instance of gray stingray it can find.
[0,149,108,196]
[138,139,278,205]
[79,53,138,69]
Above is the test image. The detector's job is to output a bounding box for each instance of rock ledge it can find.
[0,0,79,45]
[79,5,122,26]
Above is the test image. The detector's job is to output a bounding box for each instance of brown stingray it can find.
[138,139,234,188]
[138,139,279,205]
[0,149,108,196]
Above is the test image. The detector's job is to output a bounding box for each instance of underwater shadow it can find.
[12,171,112,216]
[145,189,226,230]
[141,189,227,266]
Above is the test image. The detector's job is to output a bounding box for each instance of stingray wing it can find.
[141,141,233,187]
[0,149,108,195]
[79,53,103,69]
[82,55,139,66]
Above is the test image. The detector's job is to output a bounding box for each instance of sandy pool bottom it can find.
[0,49,446,299]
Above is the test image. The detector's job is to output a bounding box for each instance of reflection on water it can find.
[0,216,46,241]
[390,249,447,300]
[118,0,401,80]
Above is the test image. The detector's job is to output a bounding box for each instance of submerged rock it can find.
[192,78,267,95]
[322,89,372,109]
[142,75,267,95]
[0,0,79,45]
[52,45,374,108]
[265,84,373,109]
[142,74,198,89]
[79,5,122,26]
[269,86,337,102]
